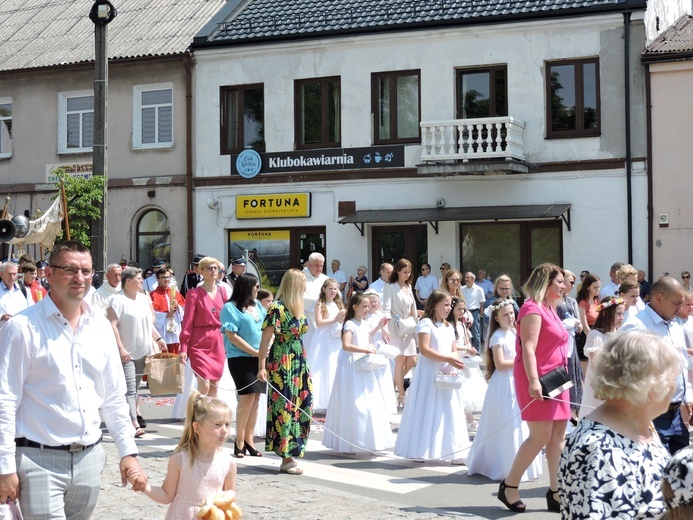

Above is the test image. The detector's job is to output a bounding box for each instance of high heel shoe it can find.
[244,443,262,457]
[546,488,561,512]
[498,480,526,513]
[233,441,246,458]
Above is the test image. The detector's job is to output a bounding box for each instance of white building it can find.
[189,0,649,292]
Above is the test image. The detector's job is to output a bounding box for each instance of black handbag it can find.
[539,367,573,398]
[575,331,588,361]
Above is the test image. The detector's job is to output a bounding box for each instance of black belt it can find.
[16,436,102,453]
[668,401,682,412]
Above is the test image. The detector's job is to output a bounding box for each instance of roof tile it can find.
[644,15,693,55]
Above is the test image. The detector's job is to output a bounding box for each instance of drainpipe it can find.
[624,11,633,264]
[644,63,653,282]
[184,52,194,266]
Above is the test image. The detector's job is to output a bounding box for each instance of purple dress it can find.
[514,300,570,421]
[179,286,227,380]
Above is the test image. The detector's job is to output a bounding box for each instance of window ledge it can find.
[132,143,174,152]
[545,133,601,140]
[0,153,11,160]
[58,149,93,155]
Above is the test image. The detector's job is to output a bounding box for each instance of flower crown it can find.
[596,297,625,312]
[488,298,514,313]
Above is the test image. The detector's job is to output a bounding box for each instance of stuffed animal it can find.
[196,490,242,520]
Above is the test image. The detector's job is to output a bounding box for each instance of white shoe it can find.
[451,458,466,466]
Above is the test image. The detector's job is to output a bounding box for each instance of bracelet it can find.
[155,337,164,342]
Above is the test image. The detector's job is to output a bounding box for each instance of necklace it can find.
[607,405,652,441]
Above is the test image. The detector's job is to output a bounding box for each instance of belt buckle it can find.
[69,443,84,453]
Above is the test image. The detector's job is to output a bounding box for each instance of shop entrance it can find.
[371,225,428,275]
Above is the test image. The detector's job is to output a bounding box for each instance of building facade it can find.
[188,0,650,292]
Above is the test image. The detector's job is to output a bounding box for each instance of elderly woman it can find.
[221,273,267,458]
[107,267,164,437]
[179,256,229,397]
[499,263,570,513]
[559,330,681,519]
[257,269,312,475]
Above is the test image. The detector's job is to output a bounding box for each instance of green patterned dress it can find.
[262,300,313,458]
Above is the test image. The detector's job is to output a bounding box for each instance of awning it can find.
[338,204,571,235]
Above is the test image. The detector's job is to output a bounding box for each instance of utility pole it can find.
[89,0,116,276]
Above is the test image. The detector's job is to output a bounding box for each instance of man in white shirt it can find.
[462,271,486,350]
[92,263,122,315]
[0,261,32,328]
[369,262,393,301]
[621,276,693,455]
[302,252,329,348]
[414,262,438,309]
[600,261,624,299]
[328,259,348,300]
[0,241,147,517]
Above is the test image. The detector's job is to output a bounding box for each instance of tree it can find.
[51,168,106,247]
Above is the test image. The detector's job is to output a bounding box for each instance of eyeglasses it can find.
[421,267,429,271]
[449,278,461,283]
[440,267,446,270]
[206,266,219,271]
[219,270,226,274]
[684,276,691,279]
[50,265,94,277]
[158,276,171,281]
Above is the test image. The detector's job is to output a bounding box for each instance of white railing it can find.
[420,116,525,162]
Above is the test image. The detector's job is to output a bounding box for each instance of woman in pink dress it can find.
[180,257,229,397]
[498,263,570,513]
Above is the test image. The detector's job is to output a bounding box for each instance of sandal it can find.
[233,441,246,458]
[134,427,145,438]
[498,480,526,512]
[244,443,262,457]
[279,460,303,475]
[397,396,405,411]
[546,488,561,512]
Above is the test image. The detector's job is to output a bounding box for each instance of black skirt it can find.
[227,356,266,395]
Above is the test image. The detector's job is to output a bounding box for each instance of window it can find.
[546,58,600,137]
[137,209,170,268]
[295,77,340,149]
[0,98,11,158]
[220,84,264,154]
[133,84,173,149]
[372,70,420,144]
[457,66,507,118]
[58,91,94,154]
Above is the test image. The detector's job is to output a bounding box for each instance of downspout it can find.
[184,52,194,266]
[624,11,633,264]
[644,63,653,282]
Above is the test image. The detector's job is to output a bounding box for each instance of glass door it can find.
[372,225,428,279]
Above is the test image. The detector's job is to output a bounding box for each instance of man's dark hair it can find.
[49,241,91,264]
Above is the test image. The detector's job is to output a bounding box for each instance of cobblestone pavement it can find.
[93,440,470,520]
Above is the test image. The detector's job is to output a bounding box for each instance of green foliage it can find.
[51,168,106,247]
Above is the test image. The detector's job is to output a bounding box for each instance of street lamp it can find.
[89,0,116,277]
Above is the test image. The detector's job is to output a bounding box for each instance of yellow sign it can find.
[230,230,290,241]
[236,193,311,219]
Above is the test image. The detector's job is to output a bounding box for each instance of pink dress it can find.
[514,300,570,421]
[179,286,227,380]
[165,448,233,520]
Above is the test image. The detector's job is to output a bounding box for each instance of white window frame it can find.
[0,96,11,159]
[58,90,94,154]
[133,83,173,150]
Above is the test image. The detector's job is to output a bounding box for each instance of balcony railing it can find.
[420,116,525,162]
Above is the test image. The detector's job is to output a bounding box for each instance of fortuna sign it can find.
[236,193,311,219]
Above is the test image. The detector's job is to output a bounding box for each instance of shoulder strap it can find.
[18,283,27,299]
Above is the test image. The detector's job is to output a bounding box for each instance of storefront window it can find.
[137,209,170,269]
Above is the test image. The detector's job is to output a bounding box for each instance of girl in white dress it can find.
[448,297,486,431]
[307,279,346,411]
[465,299,542,481]
[394,290,469,462]
[322,293,395,453]
[365,289,390,345]
[578,296,625,420]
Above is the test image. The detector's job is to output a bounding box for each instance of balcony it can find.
[418,116,528,176]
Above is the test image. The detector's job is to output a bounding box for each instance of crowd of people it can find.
[4,244,693,519]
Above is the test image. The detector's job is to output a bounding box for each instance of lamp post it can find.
[89,0,116,276]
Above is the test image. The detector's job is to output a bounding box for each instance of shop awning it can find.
[338,203,571,235]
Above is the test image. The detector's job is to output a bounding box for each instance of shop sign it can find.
[46,163,93,183]
[231,145,404,176]
[236,193,311,219]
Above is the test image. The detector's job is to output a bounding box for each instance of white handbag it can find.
[393,316,417,337]
[434,371,464,389]
[461,356,482,369]
[355,353,389,372]
[329,321,343,338]
[376,341,400,359]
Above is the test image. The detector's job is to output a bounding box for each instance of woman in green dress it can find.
[257,268,313,475]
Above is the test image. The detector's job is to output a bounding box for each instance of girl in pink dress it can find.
[128,391,237,519]
[499,263,570,514]
[180,257,228,397]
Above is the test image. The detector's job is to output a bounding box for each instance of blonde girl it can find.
[322,293,395,452]
[129,391,236,518]
[308,278,347,411]
[365,289,390,344]
[395,290,469,462]
[466,299,542,481]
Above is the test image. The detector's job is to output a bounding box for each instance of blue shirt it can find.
[220,300,267,358]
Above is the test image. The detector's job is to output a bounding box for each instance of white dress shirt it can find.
[622,304,692,403]
[0,296,136,474]
[461,284,486,311]
[0,281,32,328]
[369,278,387,301]
[600,280,620,299]
[92,282,121,316]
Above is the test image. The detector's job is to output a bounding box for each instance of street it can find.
[93,389,561,519]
